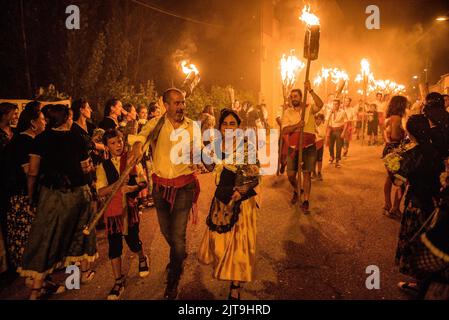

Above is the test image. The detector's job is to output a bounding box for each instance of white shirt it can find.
[327,108,348,128]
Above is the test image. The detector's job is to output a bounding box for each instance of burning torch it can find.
[278,51,305,175]
[180,60,200,98]
[297,5,320,210]
[356,58,372,145]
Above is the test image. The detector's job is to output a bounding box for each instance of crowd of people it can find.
[0,85,448,301]
[0,89,260,301]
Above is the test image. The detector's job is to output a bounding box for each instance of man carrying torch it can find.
[282,83,323,210]
[283,5,323,212]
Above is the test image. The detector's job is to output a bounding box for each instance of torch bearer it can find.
[297,6,320,210]
[83,60,201,236]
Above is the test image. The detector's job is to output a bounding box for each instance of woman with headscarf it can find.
[199,108,260,300]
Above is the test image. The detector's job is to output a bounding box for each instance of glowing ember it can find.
[181,60,199,75]
[300,5,320,26]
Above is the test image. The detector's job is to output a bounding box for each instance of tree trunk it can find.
[19,0,32,98]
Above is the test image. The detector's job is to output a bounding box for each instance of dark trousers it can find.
[107,223,142,260]
[329,127,344,161]
[152,182,195,278]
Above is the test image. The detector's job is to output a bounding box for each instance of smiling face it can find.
[220,113,239,137]
[106,135,124,157]
[138,107,148,120]
[165,91,186,123]
[10,109,19,126]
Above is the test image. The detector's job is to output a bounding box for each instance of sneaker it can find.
[138,255,150,278]
[290,191,299,205]
[335,162,341,168]
[311,171,317,179]
[317,172,323,181]
[329,158,334,164]
[107,276,126,300]
[164,275,180,300]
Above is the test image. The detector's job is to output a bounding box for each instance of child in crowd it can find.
[96,129,150,300]
[367,103,379,146]
[313,113,326,180]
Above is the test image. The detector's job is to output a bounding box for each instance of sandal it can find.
[43,279,66,295]
[81,269,96,283]
[107,275,126,300]
[398,281,419,296]
[228,282,241,300]
[138,255,150,278]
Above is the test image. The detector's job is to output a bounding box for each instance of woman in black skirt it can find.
[19,105,97,299]
[4,101,46,270]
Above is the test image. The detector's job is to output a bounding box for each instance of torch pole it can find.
[361,75,367,146]
[277,84,288,175]
[297,58,311,209]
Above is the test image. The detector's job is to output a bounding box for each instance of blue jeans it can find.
[152,182,195,278]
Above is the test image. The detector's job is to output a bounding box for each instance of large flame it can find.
[300,5,320,26]
[181,60,199,75]
[280,52,305,85]
[360,58,370,76]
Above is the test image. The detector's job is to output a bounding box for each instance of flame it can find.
[280,52,305,85]
[181,60,199,75]
[330,68,349,84]
[300,5,320,26]
[313,75,322,87]
[361,58,370,75]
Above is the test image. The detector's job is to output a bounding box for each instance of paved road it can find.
[0,141,410,300]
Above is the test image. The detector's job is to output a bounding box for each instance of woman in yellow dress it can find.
[199,108,260,300]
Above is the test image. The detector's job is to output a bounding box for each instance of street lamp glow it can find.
[412,75,418,79]
[436,16,449,21]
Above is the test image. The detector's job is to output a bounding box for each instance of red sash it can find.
[288,132,316,149]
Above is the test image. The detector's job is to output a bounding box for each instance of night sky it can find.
[0,0,448,98]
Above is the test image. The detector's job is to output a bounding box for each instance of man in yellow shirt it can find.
[281,81,324,212]
[131,88,200,300]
